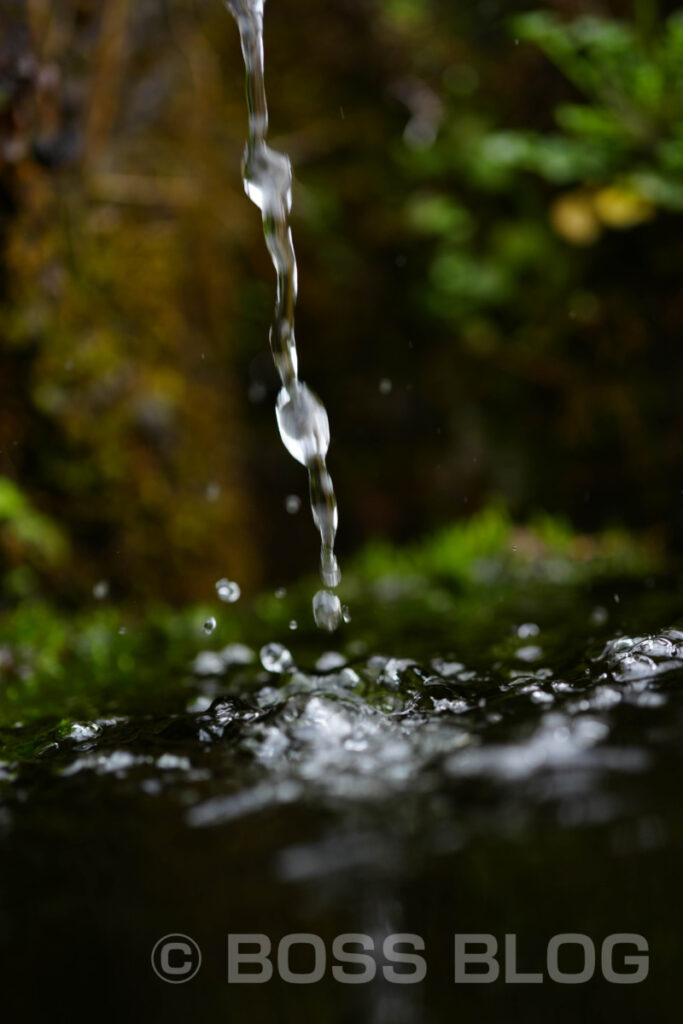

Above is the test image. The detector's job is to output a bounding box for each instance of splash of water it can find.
[225,0,342,628]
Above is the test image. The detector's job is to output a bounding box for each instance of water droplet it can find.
[205,481,221,502]
[274,587,287,599]
[591,605,608,626]
[342,605,351,623]
[215,578,241,603]
[275,383,330,466]
[516,645,542,662]
[288,620,298,630]
[517,622,539,639]
[260,642,295,673]
[285,494,301,514]
[243,142,292,219]
[93,580,109,600]
[203,616,217,635]
[379,378,392,394]
[315,651,346,671]
[117,626,127,636]
[313,590,342,632]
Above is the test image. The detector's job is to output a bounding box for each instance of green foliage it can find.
[0,476,68,588]
[510,9,683,204]
[352,504,660,587]
[398,7,683,328]
[0,600,240,730]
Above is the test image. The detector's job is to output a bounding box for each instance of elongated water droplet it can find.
[313,590,342,632]
[243,143,292,219]
[275,383,329,467]
[203,616,217,635]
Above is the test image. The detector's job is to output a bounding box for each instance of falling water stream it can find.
[226,0,342,630]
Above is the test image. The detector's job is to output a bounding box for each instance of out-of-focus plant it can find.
[0,476,68,596]
[398,7,683,323]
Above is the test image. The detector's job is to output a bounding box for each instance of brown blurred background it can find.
[1,0,683,603]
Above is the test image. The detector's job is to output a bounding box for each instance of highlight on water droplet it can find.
[215,578,241,603]
[203,616,217,635]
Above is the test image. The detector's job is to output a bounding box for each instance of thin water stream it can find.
[226,0,342,630]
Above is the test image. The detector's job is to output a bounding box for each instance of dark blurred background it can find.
[1,0,683,603]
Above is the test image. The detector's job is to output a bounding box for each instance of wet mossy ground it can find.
[1,514,682,1021]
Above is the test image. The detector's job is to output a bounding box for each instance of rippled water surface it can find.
[2,576,683,1020]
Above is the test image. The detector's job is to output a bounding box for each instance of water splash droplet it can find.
[285,494,301,514]
[215,578,241,603]
[203,617,217,635]
[288,620,298,631]
[93,580,109,600]
[260,642,295,673]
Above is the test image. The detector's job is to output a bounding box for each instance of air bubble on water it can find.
[285,494,301,514]
[379,378,392,394]
[275,383,330,466]
[215,578,241,603]
[260,642,295,673]
[313,590,342,632]
[203,616,217,635]
[93,580,109,600]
